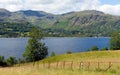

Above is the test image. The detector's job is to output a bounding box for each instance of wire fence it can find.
[17,61,120,71]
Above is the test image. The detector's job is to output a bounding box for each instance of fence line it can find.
[40,61,120,70]
[17,61,120,71]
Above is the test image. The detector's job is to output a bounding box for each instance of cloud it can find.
[23,0,100,14]
[0,0,23,11]
[99,4,120,15]
[0,0,120,15]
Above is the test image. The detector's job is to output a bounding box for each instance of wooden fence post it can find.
[37,61,39,68]
[79,62,81,70]
[88,62,90,70]
[71,61,73,69]
[48,62,50,69]
[104,62,112,72]
[43,62,45,68]
[63,61,65,69]
[109,62,112,68]
[98,62,100,69]
[79,61,83,70]
[56,61,59,68]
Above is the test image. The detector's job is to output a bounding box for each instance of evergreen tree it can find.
[23,27,48,62]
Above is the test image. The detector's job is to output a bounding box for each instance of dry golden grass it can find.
[0,50,120,75]
[0,65,120,75]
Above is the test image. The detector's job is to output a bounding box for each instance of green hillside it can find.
[41,50,120,62]
[1,8,120,37]
[0,50,120,75]
[31,10,120,37]
[35,10,120,37]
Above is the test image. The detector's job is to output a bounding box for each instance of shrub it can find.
[6,57,17,66]
[66,51,72,54]
[18,58,25,64]
[91,46,99,51]
[100,47,108,51]
[0,56,7,67]
[50,51,56,57]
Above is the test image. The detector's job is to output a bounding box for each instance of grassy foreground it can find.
[0,50,120,75]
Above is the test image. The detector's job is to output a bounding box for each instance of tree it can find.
[50,51,56,57]
[91,46,99,51]
[6,57,17,66]
[110,32,120,50]
[23,27,48,62]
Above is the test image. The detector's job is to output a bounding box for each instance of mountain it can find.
[34,10,120,36]
[0,8,11,22]
[19,10,51,17]
[0,9,55,22]
[0,8,11,17]
[0,9,120,37]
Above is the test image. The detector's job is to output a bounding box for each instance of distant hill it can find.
[0,8,11,18]
[0,8,120,37]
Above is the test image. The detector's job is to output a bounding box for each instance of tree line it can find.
[0,22,33,37]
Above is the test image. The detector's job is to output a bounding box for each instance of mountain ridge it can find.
[0,8,120,37]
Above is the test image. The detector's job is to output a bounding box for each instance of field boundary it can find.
[31,61,120,71]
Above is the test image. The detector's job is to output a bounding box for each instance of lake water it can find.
[0,37,110,59]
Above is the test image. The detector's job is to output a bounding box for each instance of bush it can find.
[91,46,99,51]
[6,57,17,66]
[0,55,18,67]
[66,51,72,54]
[18,58,25,64]
[50,51,56,57]
[100,47,108,51]
[0,56,7,67]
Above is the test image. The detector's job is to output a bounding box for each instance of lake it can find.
[0,37,110,59]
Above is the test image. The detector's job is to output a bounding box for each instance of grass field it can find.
[0,50,120,75]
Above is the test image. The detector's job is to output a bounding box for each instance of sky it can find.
[0,0,120,15]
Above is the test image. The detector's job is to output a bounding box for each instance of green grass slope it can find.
[41,50,120,62]
[0,50,120,75]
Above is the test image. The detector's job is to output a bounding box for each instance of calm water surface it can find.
[0,37,110,58]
